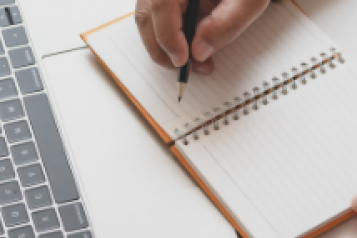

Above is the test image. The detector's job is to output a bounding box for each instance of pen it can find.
[177,0,200,102]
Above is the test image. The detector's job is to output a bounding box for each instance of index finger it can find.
[150,0,189,67]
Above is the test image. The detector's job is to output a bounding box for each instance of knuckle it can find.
[150,51,170,67]
[156,32,174,49]
[150,0,167,12]
[212,17,237,41]
[252,0,270,9]
[134,9,151,28]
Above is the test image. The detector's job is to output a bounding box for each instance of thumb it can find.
[353,195,357,212]
[192,0,269,62]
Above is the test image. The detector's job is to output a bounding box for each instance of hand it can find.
[135,0,269,74]
[353,195,357,212]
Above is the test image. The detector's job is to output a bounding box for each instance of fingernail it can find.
[195,41,214,62]
[353,196,357,212]
[169,53,181,67]
[194,65,212,75]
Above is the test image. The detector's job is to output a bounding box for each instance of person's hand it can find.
[353,195,357,212]
[135,0,269,74]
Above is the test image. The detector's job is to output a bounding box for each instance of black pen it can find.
[177,0,200,102]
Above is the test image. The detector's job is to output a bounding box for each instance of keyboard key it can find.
[18,164,45,187]
[0,181,22,205]
[24,94,79,203]
[0,138,8,157]
[0,8,9,26]
[0,78,18,100]
[32,208,60,232]
[25,185,52,209]
[0,40,4,55]
[3,26,28,47]
[0,220,4,235]
[0,99,24,122]
[0,57,10,77]
[8,6,22,24]
[8,226,35,238]
[59,203,88,232]
[11,141,38,165]
[0,159,15,180]
[16,68,43,94]
[68,231,93,238]
[39,231,64,238]
[2,203,29,227]
[5,120,31,143]
[9,47,35,68]
[0,0,14,5]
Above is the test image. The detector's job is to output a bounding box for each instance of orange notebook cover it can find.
[81,3,356,237]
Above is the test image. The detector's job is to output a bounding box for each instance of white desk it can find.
[20,0,357,237]
[42,49,236,238]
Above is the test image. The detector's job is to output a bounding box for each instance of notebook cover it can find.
[81,4,356,237]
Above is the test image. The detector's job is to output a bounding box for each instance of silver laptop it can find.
[0,1,94,237]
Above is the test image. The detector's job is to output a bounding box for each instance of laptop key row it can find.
[0,68,43,101]
[0,1,93,237]
[0,93,88,227]
[0,0,15,7]
[0,5,22,26]
[7,229,93,238]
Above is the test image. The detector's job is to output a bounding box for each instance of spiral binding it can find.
[175,48,344,145]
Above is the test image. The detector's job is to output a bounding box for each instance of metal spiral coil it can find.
[175,48,343,145]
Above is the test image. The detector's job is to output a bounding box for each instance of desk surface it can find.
[23,0,357,237]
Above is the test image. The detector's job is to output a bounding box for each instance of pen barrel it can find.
[184,0,200,50]
[177,0,200,99]
[178,58,191,83]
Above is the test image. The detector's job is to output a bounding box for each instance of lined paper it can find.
[178,63,357,238]
[87,0,338,138]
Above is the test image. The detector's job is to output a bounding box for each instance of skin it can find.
[135,0,357,212]
[135,0,270,74]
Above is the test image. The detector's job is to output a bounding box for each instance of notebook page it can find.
[86,0,339,139]
[176,62,357,238]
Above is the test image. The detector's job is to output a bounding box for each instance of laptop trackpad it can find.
[42,49,236,238]
[19,0,135,56]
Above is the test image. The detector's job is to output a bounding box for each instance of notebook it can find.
[81,0,357,237]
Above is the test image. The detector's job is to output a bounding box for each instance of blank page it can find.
[86,0,339,139]
[177,61,357,238]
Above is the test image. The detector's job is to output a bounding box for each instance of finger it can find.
[198,0,215,19]
[135,1,174,68]
[352,195,357,212]
[192,58,215,75]
[192,0,270,62]
[189,1,216,75]
[150,0,189,67]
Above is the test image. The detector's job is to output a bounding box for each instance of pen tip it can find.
[178,97,182,102]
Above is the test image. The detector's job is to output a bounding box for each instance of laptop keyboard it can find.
[0,1,93,238]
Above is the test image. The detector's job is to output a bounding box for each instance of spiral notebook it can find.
[81,0,357,237]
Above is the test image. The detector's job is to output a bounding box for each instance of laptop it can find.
[0,0,143,237]
[0,0,117,237]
